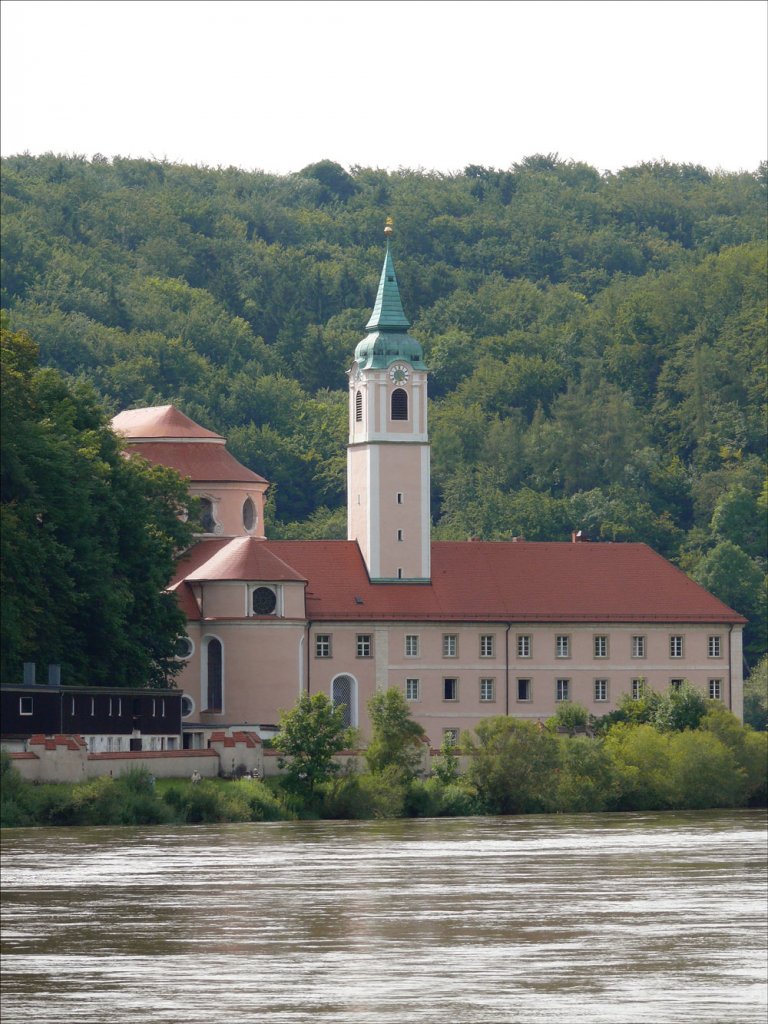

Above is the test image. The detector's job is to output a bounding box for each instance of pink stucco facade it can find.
[113,243,746,747]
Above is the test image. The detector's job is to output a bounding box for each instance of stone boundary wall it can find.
[7,733,469,783]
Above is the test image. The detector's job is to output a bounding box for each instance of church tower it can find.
[347,223,431,582]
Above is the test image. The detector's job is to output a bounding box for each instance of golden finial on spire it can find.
[384,216,394,237]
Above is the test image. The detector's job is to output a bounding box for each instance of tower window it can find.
[397,492,403,504]
[355,390,362,422]
[397,529,403,541]
[391,388,408,420]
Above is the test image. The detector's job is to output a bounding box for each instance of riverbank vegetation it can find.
[2,688,765,828]
[2,155,766,668]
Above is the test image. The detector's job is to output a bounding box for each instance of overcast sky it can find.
[2,0,766,175]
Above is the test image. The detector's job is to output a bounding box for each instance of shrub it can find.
[231,778,291,821]
[407,777,480,817]
[468,717,559,814]
[603,723,673,810]
[554,736,618,812]
[667,730,747,809]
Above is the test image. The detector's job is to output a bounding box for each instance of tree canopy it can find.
[0,324,193,686]
[2,153,765,663]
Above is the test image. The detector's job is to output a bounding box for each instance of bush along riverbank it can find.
[2,690,766,828]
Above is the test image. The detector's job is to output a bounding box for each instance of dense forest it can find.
[1,153,766,664]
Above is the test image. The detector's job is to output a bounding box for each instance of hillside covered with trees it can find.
[1,153,766,664]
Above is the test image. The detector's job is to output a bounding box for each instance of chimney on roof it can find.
[512,536,524,543]
[48,664,61,687]
[23,662,35,686]
[572,530,589,543]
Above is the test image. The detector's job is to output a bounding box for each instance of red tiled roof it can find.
[89,749,220,760]
[171,538,743,624]
[185,537,307,583]
[112,405,224,440]
[28,734,87,751]
[125,441,267,485]
[274,540,744,623]
[209,730,262,747]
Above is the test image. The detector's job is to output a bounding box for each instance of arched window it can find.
[242,497,256,532]
[391,388,408,421]
[199,498,216,533]
[355,390,363,422]
[204,638,223,712]
[331,674,357,728]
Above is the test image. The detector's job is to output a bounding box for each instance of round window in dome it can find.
[252,586,277,615]
[243,497,257,532]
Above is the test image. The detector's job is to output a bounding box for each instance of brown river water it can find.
[1,810,766,1024]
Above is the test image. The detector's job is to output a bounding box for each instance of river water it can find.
[1,811,766,1024]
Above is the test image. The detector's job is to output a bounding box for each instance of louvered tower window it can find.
[391,388,408,420]
[355,390,363,422]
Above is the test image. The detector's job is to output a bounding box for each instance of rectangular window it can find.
[517,678,532,702]
[90,697,95,717]
[443,678,459,701]
[556,679,570,702]
[405,634,420,657]
[594,635,608,658]
[161,698,166,717]
[443,728,460,745]
[632,635,646,658]
[396,529,404,541]
[108,697,122,716]
[670,679,684,691]
[443,634,458,658]
[556,635,570,658]
[631,678,645,700]
[480,678,495,702]
[356,634,372,658]
[397,492,403,505]
[19,696,33,715]
[670,635,684,658]
[315,634,332,658]
[594,679,608,702]
[709,679,722,700]
[708,636,722,658]
[480,634,495,658]
[405,678,420,701]
[70,696,76,715]
[152,698,157,717]
[517,635,531,658]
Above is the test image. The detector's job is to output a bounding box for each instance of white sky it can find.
[2,0,766,175]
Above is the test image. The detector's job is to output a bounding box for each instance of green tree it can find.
[467,717,559,814]
[274,692,351,798]
[1,325,192,686]
[690,540,766,663]
[603,723,674,810]
[652,681,709,732]
[432,731,461,785]
[743,656,768,731]
[365,688,427,781]
[546,701,589,736]
[554,737,618,812]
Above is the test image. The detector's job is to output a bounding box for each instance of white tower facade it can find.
[347,236,431,582]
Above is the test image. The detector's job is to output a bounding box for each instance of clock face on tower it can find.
[389,363,410,384]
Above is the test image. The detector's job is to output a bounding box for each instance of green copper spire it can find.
[365,228,411,333]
